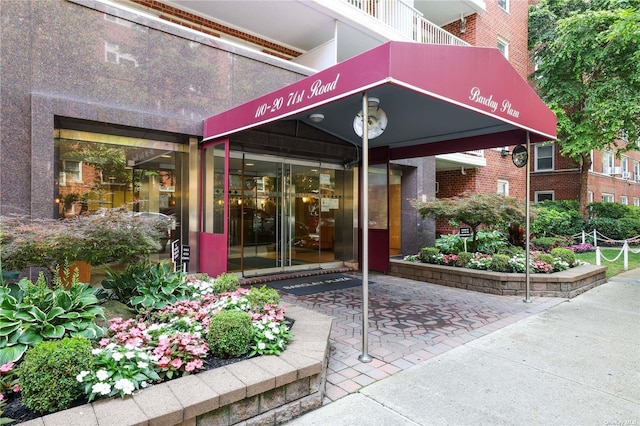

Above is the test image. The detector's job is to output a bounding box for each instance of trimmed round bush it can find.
[456,252,473,267]
[419,247,440,263]
[213,273,240,293]
[247,285,281,309]
[551,247,576,266]
[18,337,93,414]
[207,310,253,358]
[489,254,511,272]
[535,253,555,267]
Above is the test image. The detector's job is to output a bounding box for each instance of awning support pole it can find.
[524,131,532,303]
[359,92,372,363]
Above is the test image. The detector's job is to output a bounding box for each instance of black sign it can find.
[181,245,190,262]
[459,227,472,237]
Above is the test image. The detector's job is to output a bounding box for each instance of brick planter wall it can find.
[21,304,332,426]
[390,260,607,299]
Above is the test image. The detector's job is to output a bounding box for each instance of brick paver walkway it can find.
[276,273,565,405]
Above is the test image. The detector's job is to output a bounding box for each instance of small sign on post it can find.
[181,245,190,273]
[459,227,471,252]
[171,240,180,272]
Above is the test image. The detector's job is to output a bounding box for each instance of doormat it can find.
[267,273,363,296]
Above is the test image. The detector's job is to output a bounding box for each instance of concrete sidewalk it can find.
[285,271,640,426]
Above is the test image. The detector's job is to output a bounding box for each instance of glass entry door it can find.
[227,154,337,276]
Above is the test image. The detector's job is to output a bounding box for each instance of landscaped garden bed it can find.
[390,258,607,298]
[0,266,332,426]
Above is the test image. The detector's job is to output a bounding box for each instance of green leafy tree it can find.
[412,193,526,252]
[529,0,640,218]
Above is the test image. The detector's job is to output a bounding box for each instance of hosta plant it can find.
[0,274,105,364]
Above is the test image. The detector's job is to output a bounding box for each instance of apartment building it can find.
[0,0,555,276]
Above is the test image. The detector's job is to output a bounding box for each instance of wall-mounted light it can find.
[309,113,324,123]
[501,148,511,157]
[460,13,467,34]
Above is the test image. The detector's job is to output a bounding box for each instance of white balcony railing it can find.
[345,0,469,46]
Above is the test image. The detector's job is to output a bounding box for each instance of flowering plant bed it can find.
[390,258,607,298]
[0,271,294,424]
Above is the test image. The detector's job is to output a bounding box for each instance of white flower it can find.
[91,348,103,355]
[137,361,149,369]
[256,323,265,330]
[137,352,148,360]
[96,369,109,381]
[140,381,149,388]
[272,327,280,335]
[114,378,135,395]
[92,382,111,396]
[112,352,124,361]
[258,342,266,350]
[105,343,116,350]
[76,370,90,382]
[125,351,136,359]
[264,331,275,340]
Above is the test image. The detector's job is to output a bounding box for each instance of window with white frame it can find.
[59,160,82,186]
[602,193,614,203]
[535,144,554,171]
[588,191,594,203]
[621,156,629,178]
[620,196,628,205]
[105,42,139,67]
[634,197,639,207]
[498,0,509,12]
[535,191,554,202]
[497,180,509,196]
[497,38,509,59]
[589,150,594,172]
[602,151,614,174]
[634,161,640,182]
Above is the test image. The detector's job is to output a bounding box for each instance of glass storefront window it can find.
[55,130,187,258]
[368,164,388,230]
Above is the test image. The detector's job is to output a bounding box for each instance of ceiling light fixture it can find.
[309,113,324,123]
[353,97,387,139]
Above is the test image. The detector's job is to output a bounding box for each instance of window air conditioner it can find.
[611,167,622,175]
[622,172,631,179]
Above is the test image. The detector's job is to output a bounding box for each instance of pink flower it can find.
[170,358,183,369]
[0,362,15,374]
[184,359,203,372]
[12,384,20,393]
[157,356,171,367]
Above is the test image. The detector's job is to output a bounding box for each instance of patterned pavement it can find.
[275,273,565,405]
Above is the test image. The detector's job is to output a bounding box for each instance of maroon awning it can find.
[203,41,556,156]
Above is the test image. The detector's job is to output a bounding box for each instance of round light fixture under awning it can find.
[353,97,387,139]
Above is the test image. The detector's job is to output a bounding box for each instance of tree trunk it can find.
[578,152,592,219]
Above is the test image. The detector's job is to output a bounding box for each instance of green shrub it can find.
[535,253,555,267]
[213,273,240,293]
[246,285,281,310]
[550,247,576,266]
[455,252,473,267]
[531,237,572,251]
[18,337,93,414]
[496,245,525,258]
[206,310,253,358]
[584,218,626,241]
[589,202,631,219]
[419,247,440,263]
[489,254,511,272]
[531,207,583,237]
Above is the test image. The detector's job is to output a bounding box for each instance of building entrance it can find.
[227,153,344,276]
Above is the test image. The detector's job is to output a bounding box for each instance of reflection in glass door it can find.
[227,154,339,276]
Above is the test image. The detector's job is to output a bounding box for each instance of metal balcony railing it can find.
[345,0,469,46]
